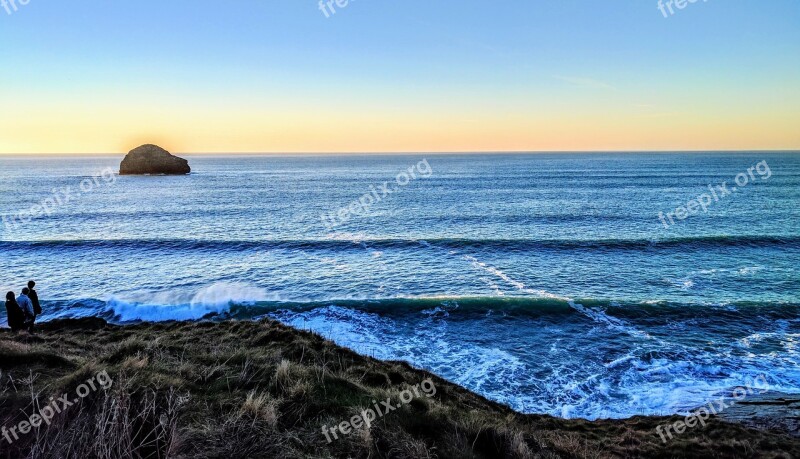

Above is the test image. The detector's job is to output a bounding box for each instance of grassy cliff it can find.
[0,318,797,458]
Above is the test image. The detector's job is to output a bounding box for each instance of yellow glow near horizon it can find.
[2,64,799,155]
[2,100,798,154]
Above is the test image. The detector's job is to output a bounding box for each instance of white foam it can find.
[190,282,271,306]
[106,282,272,322]
[268,301,800,420]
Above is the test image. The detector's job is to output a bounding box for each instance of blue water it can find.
[1,153,799,419]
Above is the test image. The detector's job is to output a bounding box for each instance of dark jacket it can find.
[29,289,41,316]
[5,299,24,331]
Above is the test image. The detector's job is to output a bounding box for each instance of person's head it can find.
[21,287,29,295]
[28,280,35,289]
[6,292,14,301]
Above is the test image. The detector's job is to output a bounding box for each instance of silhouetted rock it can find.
[119,144,190,175]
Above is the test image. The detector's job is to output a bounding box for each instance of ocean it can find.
[1,152,798,420]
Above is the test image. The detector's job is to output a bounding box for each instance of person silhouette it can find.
[28,280,41,322]
[5,292,24,332]
[17,288,35,332]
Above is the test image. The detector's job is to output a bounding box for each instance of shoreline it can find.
[1,318,799,458]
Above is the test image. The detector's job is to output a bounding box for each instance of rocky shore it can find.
[1,318,798,458]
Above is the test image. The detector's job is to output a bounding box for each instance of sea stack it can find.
[119,144,191,175]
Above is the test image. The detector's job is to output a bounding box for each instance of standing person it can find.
[17,288,35,332]
[5,292,24,332]
[28,281,41,322]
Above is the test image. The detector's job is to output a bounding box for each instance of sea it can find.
[1,152,798,420]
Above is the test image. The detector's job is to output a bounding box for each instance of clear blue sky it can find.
[1,0,799,153]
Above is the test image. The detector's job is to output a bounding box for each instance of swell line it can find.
[2,234,798,252]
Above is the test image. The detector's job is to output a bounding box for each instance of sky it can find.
[0,0,799,154]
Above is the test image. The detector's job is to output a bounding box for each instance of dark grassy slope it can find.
[0,319,797,458]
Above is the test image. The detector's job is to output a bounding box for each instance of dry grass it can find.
[0,318,798,458]
[241,390,280,427]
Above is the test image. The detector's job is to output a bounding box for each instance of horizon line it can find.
[1,149,799,157]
